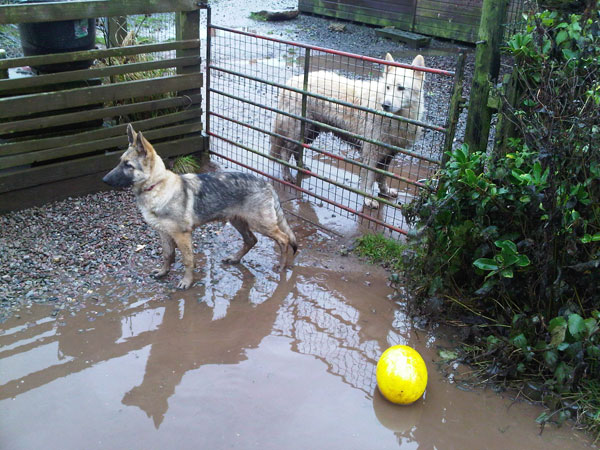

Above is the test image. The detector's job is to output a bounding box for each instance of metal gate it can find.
[205,11,464,237]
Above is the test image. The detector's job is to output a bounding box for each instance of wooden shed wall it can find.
[299,0,498,43]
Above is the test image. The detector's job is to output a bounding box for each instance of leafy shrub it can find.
[401,3,600,431]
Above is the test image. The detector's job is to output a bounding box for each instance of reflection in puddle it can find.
[0,256,592,449]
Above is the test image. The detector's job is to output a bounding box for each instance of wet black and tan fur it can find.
[103,124,298,289]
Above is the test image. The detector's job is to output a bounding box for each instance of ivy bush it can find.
[401,3,600,431]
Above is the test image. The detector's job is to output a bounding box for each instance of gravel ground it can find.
[0,191,230,321]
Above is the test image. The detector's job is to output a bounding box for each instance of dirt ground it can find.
[0,2,596,449]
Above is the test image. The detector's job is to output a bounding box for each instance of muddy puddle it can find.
[0,238,592,449]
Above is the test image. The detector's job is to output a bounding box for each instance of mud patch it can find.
[0,252,592,449]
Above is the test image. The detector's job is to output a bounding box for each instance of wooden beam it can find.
[0,40,200,71]
[0,134,206,193]
[0,0,201,25]
[0,109,202,158]
[0,94,201,135]
[0,121,203,169]
[0,73,203,118]
[0,56,200,93]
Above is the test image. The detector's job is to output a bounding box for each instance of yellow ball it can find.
[376,345,428,405]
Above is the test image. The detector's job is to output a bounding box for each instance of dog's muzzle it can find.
[102,166,133,188]
[382,103,391,112]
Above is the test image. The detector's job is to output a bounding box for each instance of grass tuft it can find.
[353,233,406,272]
[171,155,202,174]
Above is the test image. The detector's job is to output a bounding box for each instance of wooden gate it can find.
[0,0,205,212]
[205,11,466,236]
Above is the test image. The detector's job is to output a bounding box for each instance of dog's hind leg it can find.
[264,227,293,271]
[224,217,258,264]
[171,231,194,289]
[152,231,176,278]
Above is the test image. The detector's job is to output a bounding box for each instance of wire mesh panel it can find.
[207,25,457,237]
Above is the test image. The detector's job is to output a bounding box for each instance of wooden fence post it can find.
[464,0,509,152]
[107,16,128,47]
[175,6,202,155]
[0,49,7,79]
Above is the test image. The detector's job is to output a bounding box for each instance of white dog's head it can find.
[381,54,425,114]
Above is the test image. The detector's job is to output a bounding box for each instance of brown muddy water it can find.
[0,223,593,449]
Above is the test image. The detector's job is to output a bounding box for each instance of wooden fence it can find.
[298,0,523,43]
[0,0,204,212]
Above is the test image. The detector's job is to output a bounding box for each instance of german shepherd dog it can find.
[103,124,298,289]
[271,54,426,208]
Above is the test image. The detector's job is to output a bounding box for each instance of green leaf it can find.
[587,345,600,359]
[500,268,514,278]
[555,30,568,45]
[536,412,550,424]
[473,258,499,271]
[438,349,459,361]
[549,316,566,332]
[568,313,587,340]
[584,318,598,336]
[557,342,569,351]
[544,350,558,368]
[554,362,571,385]
[495,240,517,253]
[515,255,531,267]
[511,333,528,349]
[549,317,567,347]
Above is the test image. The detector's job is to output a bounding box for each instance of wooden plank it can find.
[414,0,483,42]
[299,1,414,29]
[300,0,415,15]
[0,108,202,158]
[0,94,202,135]
[0,73,203,119]
[0,56,200,93]
[375,28,431,48]
[417,0,482,18]
[0,134,206,193]
[414,21,478,42]
[0,40,200,71]
[0,0,200,25]
[0,121,203,170]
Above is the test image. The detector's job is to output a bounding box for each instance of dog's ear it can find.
[135,131,148,157]
[127,123,136,146]
[412,55,425,67]
[411,55,426,81]
[384,53,395,74]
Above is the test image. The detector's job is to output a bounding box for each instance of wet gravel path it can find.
[0,191,226,321]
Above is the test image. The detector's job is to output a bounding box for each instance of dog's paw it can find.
[364,197,380,209]
[151,268,169,278]
[177,277,193,290]
[379,187,399,199]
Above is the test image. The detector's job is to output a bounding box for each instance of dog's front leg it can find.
[361,145,380,209]
[152,231,175,278]
[171,231,194,289]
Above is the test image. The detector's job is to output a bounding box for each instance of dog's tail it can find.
[273,192,298,254]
